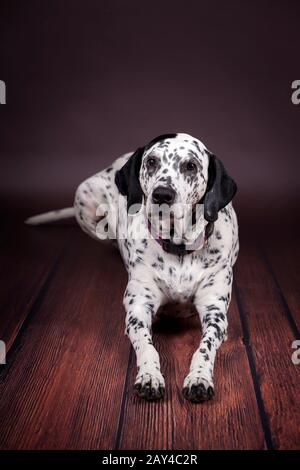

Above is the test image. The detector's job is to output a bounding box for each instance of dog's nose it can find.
[152,186,176,205]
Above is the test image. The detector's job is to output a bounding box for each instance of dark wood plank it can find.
[117,289,265,450]
[265,240,300,332]
[0,223,67,351]
[0,230,130,450]
[235,243,300,449]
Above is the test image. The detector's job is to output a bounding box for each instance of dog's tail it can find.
[25,207,75,226]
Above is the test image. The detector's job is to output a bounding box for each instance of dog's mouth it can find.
[146,203,213,256]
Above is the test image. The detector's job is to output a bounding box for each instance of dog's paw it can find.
[134,370,165,401]
[182,374,214,403]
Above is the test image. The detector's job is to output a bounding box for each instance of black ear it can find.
[203,152,237,222]
[115,147,144,213]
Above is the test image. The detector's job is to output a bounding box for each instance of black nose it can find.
[152,186,176,205]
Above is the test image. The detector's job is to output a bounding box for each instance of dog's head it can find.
[115,133,237,245]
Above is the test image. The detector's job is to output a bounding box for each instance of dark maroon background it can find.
[0,0,299,228]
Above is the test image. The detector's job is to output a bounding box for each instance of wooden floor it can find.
[0,207,299,450]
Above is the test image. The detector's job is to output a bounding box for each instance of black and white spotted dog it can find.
[26,133,239,403]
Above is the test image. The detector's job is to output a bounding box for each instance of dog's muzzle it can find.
[147,218,214,256]
[152,186,176,206]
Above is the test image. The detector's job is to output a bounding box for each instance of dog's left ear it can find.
[203,152,237,222]
[115,147,144,213]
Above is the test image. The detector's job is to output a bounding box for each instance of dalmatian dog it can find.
[26,133,239,403]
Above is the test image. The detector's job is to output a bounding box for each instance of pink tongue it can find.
[186,231,205,250]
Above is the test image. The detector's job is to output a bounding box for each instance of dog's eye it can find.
[146,157,157,169]
[186,162,196,172]
[183,161,197,173]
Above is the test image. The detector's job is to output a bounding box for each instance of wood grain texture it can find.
[0,222,67,351]
[0,230,130,450]
[117,291,265,450]
[1,222,299,450]
[235,243,300,450]
[265,240,300,333]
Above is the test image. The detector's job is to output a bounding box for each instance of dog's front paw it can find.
[182,374,214,403]
[134,370,165,401]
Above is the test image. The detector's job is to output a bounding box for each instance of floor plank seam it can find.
[233,281,274,450]
[0,242,67,380]
[113,347,134,450]
[261,249,300,339]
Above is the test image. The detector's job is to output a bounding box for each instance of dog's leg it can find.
[183,265,232,403]
[124,279,165,401]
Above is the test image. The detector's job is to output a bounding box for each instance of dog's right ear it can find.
[115,147,144,213]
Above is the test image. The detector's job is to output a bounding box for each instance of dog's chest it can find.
[149,252,202,302]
